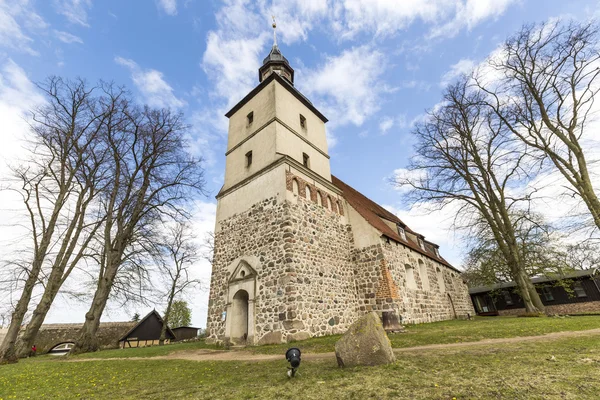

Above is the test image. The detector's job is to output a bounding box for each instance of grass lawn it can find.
[1,334,599,399]
[68,340,223,360]
[251,315,600,355]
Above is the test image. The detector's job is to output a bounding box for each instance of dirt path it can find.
[71,327,600,363]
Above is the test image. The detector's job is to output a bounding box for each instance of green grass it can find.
[68,340,223,359]
[251,315,600,355]
[2,335,599,399]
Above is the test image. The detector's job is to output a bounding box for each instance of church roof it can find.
[262,44,290,65]
[225,72,327,122]
[331,175,459,272]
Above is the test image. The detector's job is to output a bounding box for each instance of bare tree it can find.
[13,81,128,359]
[480,21,600,232]
[71,105,206,354]
[463,213,585,287]
[158,221,200,345]
[0,78,111,364]
[394,79,545,312]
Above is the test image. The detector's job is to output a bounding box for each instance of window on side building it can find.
[300,114,306,129]
[245,151,252,167]
[573,281,587,297]
[503,290,513,305]
[541,286,554,301]
[247,111,254,125]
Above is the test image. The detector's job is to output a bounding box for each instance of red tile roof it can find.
[331,175,458,271]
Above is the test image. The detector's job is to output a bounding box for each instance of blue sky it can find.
[1,0,599,326]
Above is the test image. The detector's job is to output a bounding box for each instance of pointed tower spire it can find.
[259,16,295,84]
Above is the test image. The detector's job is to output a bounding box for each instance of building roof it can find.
[331,175,459,272]
[118,310,175,341]
[469,268,599,294]
[225,72,328,123]
[171,326,200,331]
[262,44,290,65]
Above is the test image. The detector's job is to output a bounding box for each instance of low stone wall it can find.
[32,322,135,354]
[497,301,600,316]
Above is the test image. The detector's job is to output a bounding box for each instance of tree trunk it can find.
[0,253,49,364]
[159,307,171,346]
[70,269,116,355]
[15,274,63,358]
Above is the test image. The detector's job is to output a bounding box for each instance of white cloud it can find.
[429,0,518,39]
[332,0,517,40]
[440,58,475,87]
[156,0,177,16]
[0,58,45,265]
[54,0,92,27]
[53,30,83,44]
[0,0,47,56]
[202,32,267,109]
[379,114,408,135]
[302,46,386,127]
[379,116,394,134]
[115,56,186,109]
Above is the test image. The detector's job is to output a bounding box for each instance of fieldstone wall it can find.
[380,241,473,323]
[351,240,474,325]
[207,194,357,345]
[207,171,474,344]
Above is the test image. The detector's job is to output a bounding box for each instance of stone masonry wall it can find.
[352,240,474,325]
[26,322,134,353]
[381,241,473,323]
[208,172,474,344]
[207,192,357,344]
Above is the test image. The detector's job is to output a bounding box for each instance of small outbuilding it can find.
[118,310,175,348]
[171,326,200,341]
[469,268,600,316]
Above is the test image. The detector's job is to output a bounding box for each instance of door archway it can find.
[231,289,249,342]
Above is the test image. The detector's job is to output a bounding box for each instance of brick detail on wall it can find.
[375,260,400,299]
[497,300,600,316]
[285,171,341,215]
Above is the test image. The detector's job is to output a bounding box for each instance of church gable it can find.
[229,260,256,283]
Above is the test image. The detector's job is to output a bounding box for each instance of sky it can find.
[1,0,599,328]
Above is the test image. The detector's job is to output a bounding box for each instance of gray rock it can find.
[334,312,396,367]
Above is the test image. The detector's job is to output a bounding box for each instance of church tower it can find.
[207,22,356,345]
[206,23,474,346]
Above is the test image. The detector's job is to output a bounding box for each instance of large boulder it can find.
[334,312,396,368]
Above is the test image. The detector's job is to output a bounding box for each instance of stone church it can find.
[206,38,474,345]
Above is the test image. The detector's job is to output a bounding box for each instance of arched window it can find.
[418,260,430,291]
[317,191,323,206]
[292,179,299,195]
[436,267,446,293]
[337,200,344,215]
[305,185,311,201]
[405,264,417,290]
[330,199,337,213]
[326,196,332,211]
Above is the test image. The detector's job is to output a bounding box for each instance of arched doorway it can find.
[230,289,249,343]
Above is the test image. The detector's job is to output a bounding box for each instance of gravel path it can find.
[70,327,600,363]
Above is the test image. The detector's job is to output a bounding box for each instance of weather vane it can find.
[272,15,277,46]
